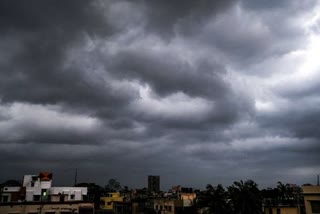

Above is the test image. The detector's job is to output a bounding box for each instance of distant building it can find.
[154,198,178,214]
[303,185,320,214]
[148,175,160,193]
[100,192,123,211]
[153,197,195,214]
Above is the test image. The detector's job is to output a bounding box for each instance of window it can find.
[168,206,172,212]
[276,208,281,214]
[33,195,40,201]
[311,201,320,213]
[70,195,75,200]
[107,202,112,205]
[59,195,65,202]
[2,195,9,202]
[100,200,105,206]
[160,205,163,210]
[42,189,47,196]
[268,208,272,214]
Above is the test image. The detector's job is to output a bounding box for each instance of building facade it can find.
[0,201,93,214]
[303,185,320,214]
[100,192,123,211]
[0,172,93,214]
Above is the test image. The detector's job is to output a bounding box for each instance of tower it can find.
[148,175,160,193]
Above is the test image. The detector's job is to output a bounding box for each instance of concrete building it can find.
[148,176,160,193]
[153,198,195,214]
[154,198,178,214]
[0,201,94,214]
[152,187,196,214]
[0,172,88,203]
[263,205,300,214]
[0,187,23,202]
[179,192,196,207]
[303,185,320,214]
[0,172,93,214]
[100,192,123,211]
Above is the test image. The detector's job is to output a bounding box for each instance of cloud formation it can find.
[1,0,320,188]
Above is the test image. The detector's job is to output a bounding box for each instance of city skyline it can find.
[1,0,320,189]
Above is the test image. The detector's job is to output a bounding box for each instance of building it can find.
[153,198,195,214]
[148,176,160,193]
[0,172,93,214]
[100,192,123,211]
[0,201,94,214]
[152,186,196,214]
[154,198,179,214]
[0,172,87,203]
[263,205,300,214]
[303,185,320,214]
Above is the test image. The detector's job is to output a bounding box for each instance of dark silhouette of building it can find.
[148,176,160,193]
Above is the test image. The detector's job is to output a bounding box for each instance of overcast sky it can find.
[1,0,320,189]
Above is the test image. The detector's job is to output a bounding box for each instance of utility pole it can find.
[317,174,319,186]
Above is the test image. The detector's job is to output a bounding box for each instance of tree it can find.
[105,178,122,192]
[0,180,21,187]
[122,185,129,193]
[277,182,294,204]
[75,183,104,209]
[261,188,280,206]
[228,180,263,214]
[204,184,231,214]
[196,184,231,214]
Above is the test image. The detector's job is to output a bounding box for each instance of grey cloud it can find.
[142,0,236,37]
[258,106,320,140]
[182,2,311,70]
[0,0,122,108]
[1,0,319,189]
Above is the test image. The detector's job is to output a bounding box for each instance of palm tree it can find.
[197,184,231,214]
[277,182,294,205]
[228,180,263,214]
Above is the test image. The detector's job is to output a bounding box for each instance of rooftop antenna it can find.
[74,168,78,186]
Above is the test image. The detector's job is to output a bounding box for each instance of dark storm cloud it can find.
[242,0,317,10]
[141,0,236,36]
[108,49,227,97]
[183,0,316,69]
[258,105,320,140]
[1,0,320,188]
[0,0,122,107]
